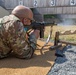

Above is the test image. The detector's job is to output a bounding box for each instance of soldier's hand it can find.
[25,34,29,40]
[33,30,40,39]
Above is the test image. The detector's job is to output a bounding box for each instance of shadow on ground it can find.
[0,50,56,68]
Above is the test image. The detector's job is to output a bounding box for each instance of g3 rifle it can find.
[24,21,57,38]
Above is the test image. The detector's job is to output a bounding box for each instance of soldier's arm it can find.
[8,20,31,58]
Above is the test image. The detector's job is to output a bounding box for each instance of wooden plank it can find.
[64,0,70,6]
[54,31,59,45]
[28,0,33,7]
[72,7,76,14]
[3,0,76,14]
[36,8,47,14]
[66,7,73,14]
[46,0,51,7]
[56,0,65,6]
[36,7,76,14]
[53,30,76,47]
[47,7,57,14]
[60,30,76,35]
[47,0,56,7]
[24,0,29,7]
[59,40,76,46]
[32,0,41,7]
[33,14,44,21]
[56,7,63,14]
[39,0,46,7]
[62,7,73,14]
[62,7,67,14]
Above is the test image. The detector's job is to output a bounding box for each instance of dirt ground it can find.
[0,40,56,75]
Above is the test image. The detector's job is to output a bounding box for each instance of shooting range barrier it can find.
[50,30,76,50]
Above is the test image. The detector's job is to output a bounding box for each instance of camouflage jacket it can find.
[0,15,31,58]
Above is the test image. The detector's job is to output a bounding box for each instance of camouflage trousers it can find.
[0,33,37,59]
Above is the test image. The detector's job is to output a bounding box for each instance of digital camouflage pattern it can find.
[0,15,37,59]
[29,32,37,50]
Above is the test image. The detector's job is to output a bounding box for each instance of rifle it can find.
[24,22,57,54]
[24,21,57,38]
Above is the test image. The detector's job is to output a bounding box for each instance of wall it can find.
[0,6,9,18]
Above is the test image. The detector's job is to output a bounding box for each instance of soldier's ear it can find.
[21,18,25,25]
[23,18,28,25]
[24,18,27,23]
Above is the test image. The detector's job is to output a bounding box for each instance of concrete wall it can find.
[0,6,9,18]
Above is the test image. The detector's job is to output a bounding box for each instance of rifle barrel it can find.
[24,22,57,28]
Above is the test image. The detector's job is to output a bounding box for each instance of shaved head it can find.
[11,5,33,20]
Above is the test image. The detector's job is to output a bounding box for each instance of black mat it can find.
[48,45,76,75]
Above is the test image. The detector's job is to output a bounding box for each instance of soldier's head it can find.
[11,5,33,25]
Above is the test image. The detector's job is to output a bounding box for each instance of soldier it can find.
[0,5,40,59]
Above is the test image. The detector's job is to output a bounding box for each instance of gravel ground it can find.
[48,45,76,75]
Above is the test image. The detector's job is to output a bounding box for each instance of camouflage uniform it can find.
[0,15,37,59]
[29,32,37,49]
